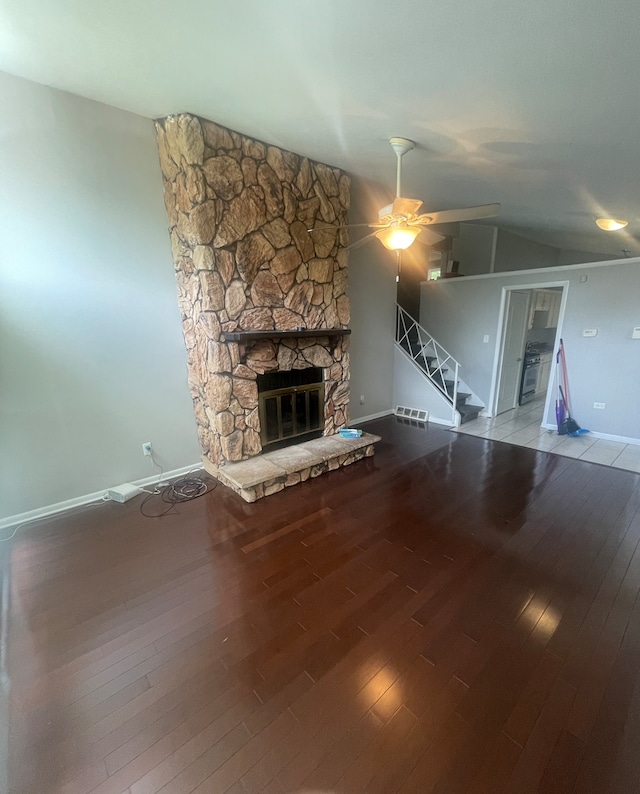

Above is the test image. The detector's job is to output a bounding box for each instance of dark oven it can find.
[519,349,541,405]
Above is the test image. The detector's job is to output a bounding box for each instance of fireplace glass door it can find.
[257,368,324,450]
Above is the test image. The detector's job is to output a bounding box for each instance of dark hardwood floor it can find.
[4,416,640,793]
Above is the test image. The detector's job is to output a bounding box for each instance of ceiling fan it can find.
[344,137,500,252]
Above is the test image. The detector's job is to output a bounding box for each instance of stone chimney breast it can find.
[155,114,351,469]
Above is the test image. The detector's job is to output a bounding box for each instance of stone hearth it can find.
[155,113,380,500]
[208,431,381,503]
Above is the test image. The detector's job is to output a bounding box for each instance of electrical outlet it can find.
[359,395,365,405]
[142,442,152,456]
[483,334,490,344]
[593,403,605,410]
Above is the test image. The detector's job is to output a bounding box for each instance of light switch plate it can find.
[582,329,598,337]
[632,327,640,339]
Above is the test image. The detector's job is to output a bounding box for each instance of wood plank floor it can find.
[4,416,640,793]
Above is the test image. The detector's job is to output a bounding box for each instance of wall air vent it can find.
[395,406,428,423]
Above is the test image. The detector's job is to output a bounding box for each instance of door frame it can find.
[488,280,570,419]
[495,290,531,415]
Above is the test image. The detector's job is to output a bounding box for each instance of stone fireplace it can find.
[155,113,378,500]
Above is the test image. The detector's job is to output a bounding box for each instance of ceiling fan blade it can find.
[391,197,423,218]
[417,203,500,226]
[375,214,396,227]
[307,223,370,232]
[416,228,446,246]
[346,231,378,250]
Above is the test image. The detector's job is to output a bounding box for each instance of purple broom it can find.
[555,348,566,433]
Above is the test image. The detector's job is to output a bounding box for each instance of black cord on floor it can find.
[139,469,216,518]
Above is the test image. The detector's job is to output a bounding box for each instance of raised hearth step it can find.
[203,431,381,503]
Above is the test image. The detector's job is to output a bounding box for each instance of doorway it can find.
[491,282,568,419]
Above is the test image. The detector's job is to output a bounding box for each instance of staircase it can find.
[395,305,483,425]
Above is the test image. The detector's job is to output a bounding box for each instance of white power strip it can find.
[107,483,142,503]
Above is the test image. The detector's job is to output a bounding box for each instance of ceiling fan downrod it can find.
[389,137,414,198]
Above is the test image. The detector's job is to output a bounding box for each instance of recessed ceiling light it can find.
[595,218,628,231]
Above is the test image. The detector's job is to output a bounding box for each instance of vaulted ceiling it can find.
[2,0,639,256]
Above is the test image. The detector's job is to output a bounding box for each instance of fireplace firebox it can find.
[257,368,324,451]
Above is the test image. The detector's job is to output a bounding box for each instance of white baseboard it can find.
[425,415,456,427]
[350,410,394,425]
[587,431,640,446]
[540,423,640,446]
[351,409,455,428]
[0,462,203,532]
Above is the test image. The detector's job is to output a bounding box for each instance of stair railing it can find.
[395,305,459,422]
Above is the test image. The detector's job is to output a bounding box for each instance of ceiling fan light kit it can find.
[595,218,628,231]
[375,224,421,251]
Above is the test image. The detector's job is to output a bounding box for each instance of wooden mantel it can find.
[222,328,351,343]
[222,328,351,363]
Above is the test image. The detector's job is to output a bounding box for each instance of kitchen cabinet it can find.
[528,290,562,329]
[536,352,553,394]
[546,290,561,328]
[535,291,550,311]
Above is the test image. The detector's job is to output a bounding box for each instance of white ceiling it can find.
[2,0,640,256]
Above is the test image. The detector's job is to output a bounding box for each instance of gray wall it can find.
[0,72,200,519]
[558,248,617,266]
[452,224,496,276]
[451,225,561,275]
[450,224,619,276]
[420,260,640,440]
[494,229,559,272]
[347,177,397,422]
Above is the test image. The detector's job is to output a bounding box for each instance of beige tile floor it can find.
[453,396,640,473]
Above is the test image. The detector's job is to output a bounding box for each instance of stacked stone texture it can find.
[155,114,351,466]
[218,444,377,503]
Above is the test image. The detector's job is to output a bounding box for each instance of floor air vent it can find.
[395,406,428,423]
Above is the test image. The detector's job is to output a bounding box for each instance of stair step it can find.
[401,341,438,372]
[458,404,483,424]
[410,346,435,364]
[456,392,471,407]
[444,379,457,397]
